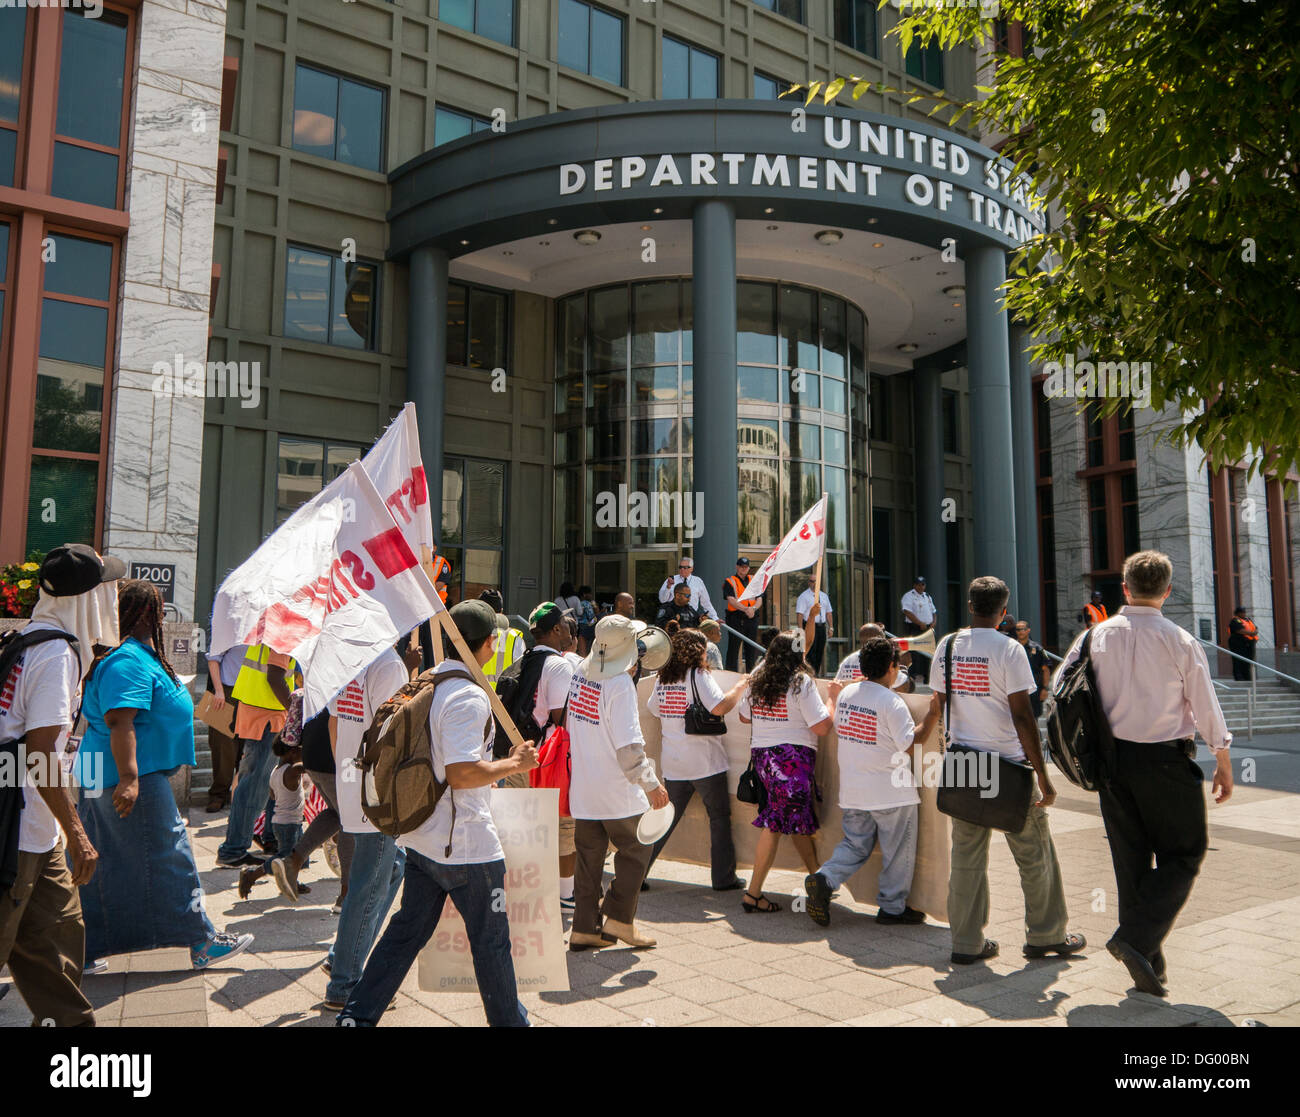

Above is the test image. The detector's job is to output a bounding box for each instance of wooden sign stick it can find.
[426,603,528,754]
[420,545,444,665]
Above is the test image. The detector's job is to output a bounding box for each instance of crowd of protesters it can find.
[0,542,1232,1027]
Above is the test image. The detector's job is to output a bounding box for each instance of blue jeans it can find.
[338,852,527,1028]
[817,804,918,915]
[217,724,279,862]
[271,822,302,859]
[325,831,404,1005]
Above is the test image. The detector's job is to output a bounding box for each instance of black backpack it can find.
[0,627,79,893]
[1045,628,1115,792]
[491,648,552,758]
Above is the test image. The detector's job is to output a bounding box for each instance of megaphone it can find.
[635,625,672,673]
[894,629,937,656]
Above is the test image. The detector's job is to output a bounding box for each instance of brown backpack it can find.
[357,666,491,848]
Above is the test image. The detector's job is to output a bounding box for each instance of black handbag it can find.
[684,671,727,736]
[935,630,1036,834]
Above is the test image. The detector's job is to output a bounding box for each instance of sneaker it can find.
[951,939,999,966]
[270,857,300,904]
[251,830,278,855]
[560,895,576,912]
[323,838,341,877]
[215,852,265,869]
[297,883,311,894]
[237,867,260,900]
[330,901,343,915]
[83,958,109,976]
[877,906,927,925]
[191,931,254,970]
[322,958,332,976]
[322,998,346,1012]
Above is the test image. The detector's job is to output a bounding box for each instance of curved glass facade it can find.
[553,277,869,654]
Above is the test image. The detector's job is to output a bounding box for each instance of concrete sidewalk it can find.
[4,742,1298,1027]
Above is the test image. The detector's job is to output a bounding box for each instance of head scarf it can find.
[28,580,121,678]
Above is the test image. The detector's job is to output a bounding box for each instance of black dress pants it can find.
[645,772,739,890]
[1098,740,1208,959]
[725,615,759,671]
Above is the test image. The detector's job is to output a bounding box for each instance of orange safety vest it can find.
[1238,618,1258,642]
[430,554,451,604]
[725,575,751,611]
[1083,602,1108,625]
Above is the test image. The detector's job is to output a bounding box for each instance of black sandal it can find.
[742,892,782,914]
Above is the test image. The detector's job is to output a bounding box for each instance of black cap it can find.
[449,600,497,643]
[914,575,926,584]
[39,544,126,598]
[1092,590,1103,600]
[736,557,750,567]
[478,588,504,613]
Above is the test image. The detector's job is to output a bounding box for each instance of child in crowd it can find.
[239,690,311,899]
[804,637,940,928]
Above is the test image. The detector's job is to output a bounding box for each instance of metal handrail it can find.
[720,621,768,654]
[1197,638,1300,688]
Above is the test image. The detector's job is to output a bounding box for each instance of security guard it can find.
[1080,589,1108,628]
[723,557,760,672]
[480,588,525,687]
[1227,604,1258,681]
[429,547,453,605]
[216,642,297,867]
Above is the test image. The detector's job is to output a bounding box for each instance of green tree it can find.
[799,1,1300,476]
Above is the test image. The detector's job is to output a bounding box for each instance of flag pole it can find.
[805,492,828,672]
[421,546,445,665]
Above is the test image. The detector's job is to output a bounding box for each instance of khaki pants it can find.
[573,816,652,935]
[0,845,95,1027]
[947,805,1068,956]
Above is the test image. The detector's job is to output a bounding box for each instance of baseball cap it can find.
[478,588,504,613]
[736,557,750,567]
[39,544,126,598]
[449,599,497,644]
[529,601,565,633]
[914,575,926,584]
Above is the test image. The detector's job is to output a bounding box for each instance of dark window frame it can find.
[291,61,387,172]
[753,71,787,101]
[557,0,626,87]
[1077,401,1140,582]
[282,242,381,352]
[274,435,366,525]
[446,279,511,372]
[439,0,517,48]
[833,0,878,58]
[752,0,806,27]
[662,34,721,99]
[941,388,960,454]
[439,454,509,606]
[904,40,944,89]
[433,104,493,146]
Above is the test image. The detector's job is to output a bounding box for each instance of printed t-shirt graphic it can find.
[739,676,829,750]
[648,668,728,781]
[330,648,410,833]
[564,672,651,820]
[833,680,918,811]
[835,653,910,689]
[929,627,1037,762]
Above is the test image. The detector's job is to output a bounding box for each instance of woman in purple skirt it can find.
[737,630,834,913]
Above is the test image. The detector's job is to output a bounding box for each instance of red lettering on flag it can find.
[362,526,418,580]
[243,602,320,649]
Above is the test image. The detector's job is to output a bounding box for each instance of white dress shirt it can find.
[658,572,718,619]
[796,589,832,626]
[1055,606,1231,752]
[901,589,936,626]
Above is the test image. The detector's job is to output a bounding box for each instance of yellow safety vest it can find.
[231,644,297,710]
[483,628,524,689]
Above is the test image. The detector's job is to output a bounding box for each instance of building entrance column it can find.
[691,200,739,598]
[1009,323,1041,636]
[965,245,1019,611]
[407,245,449,528]
[912,364,948,615]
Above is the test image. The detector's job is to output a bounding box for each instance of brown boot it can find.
[568,930,614,952]
[601,919,657,949]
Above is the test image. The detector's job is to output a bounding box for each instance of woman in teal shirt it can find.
[76,581,254,970]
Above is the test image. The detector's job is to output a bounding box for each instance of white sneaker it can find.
[559,895,576,912]
[83,958,109,976]
[331,901,343,915]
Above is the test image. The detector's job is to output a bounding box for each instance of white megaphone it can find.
[894,629,937,656]
[635,625,672,673]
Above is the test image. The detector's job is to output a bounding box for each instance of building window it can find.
[942,389,959,453]
[869,375,890,441]
[292,64,385,172]
[872,506,892,627]
[662,36,719,99]
[1033,377,1057,648]
[26,231,119,555]
[1079,402,1140,603]
[441,457,507,605]
[446,282,508,370]
[833,0,877,57]
[0,6,29,188]
[439,0,515,47]
[558,0,624,86]
[946,518,962,629]
[283,245,379,350]
[434,106,491,146]
[0,222,9,353]
[904,41,944,88]
[52,8,131,208]
[276,437,363,524]
[753,72,786,100]
[753,0,805,24]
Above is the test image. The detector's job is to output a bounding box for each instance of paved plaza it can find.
[4,737,1299,1028]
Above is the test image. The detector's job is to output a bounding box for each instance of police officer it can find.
[1080,589,1108,628]
[1227,604,1258,682]
[722,557,760,672]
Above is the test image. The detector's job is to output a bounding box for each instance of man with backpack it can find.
[337,600,538,1027]
[1056,550,1232,997]
[0,543,121,1026]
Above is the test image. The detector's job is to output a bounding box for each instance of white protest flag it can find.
[738,495,827,603]
[362,402,434,555]
[209,461,442,718]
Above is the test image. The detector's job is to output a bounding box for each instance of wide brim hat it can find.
[582,614,640,679]
[636,802,675,845]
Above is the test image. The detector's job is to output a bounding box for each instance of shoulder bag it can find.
[684,670,727,736]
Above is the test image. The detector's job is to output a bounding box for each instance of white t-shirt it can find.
[330,649,410,834]
[930,628,1037,762]
[566,670,651,820]
[901,589,937,626]
[563,651,585,670]
[835,652,909,690]
[533,647,576,730]
[834,680,918,811]
[739,675,830,750]
[0,623,79,854]
[796,589,833,625]
[648,668,728,781]
[268,764,304,824]
[401,662,501,865]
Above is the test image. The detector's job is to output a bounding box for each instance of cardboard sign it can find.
[417,788,569,994]
[194,691,235,738]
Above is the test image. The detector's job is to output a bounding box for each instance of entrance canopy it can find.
[388,100,1046,263]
